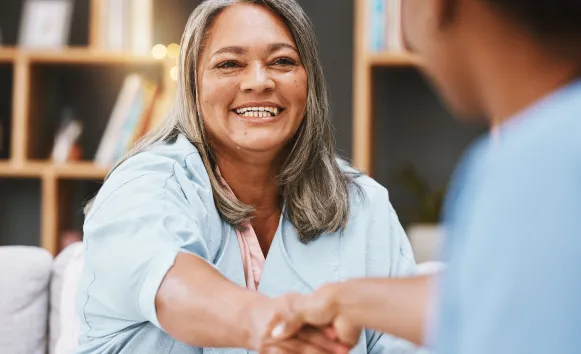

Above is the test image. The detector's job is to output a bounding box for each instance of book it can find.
[94,74,159,166]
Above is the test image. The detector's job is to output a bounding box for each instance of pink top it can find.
[217,169,266,290]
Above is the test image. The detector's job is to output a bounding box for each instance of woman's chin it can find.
[231,135,290,153]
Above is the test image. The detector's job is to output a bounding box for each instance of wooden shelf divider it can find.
[11,58,30,163]
[352,0,420,175]
[41,171,59,255]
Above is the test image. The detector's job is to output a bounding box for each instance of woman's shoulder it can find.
[110,134,209,188]
[337,158,392,210]
[86,135,212,220]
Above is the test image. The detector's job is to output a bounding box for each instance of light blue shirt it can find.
[433,78,581,353]
[75,134,425,354]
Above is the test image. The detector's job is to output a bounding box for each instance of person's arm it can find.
[272,185,436,349]
[271,275,433,348]
[335,275,433,346]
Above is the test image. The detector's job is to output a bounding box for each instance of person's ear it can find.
[437,0,459,29]
[402,0,459,51]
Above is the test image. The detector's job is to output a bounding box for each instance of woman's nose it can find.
[240,62,275,93]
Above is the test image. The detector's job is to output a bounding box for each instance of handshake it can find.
[246,282,362,354]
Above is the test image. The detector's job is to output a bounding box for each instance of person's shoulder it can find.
[492,105,581,181]
[86,134,210,219]
[109,134,209,188]
[497,81,581,167]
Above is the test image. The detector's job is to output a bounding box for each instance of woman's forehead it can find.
[204,3,296,54]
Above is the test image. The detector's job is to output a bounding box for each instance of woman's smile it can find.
[231,101,286,124]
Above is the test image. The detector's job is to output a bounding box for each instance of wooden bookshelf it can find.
[352,0,419,175]
[0,0,182,255]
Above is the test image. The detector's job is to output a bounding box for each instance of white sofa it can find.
[0,243,82,354]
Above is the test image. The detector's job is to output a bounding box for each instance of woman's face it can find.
[197,3,308,156]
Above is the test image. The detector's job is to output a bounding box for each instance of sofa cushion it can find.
[52,242,84,354]
[0,246,52,354]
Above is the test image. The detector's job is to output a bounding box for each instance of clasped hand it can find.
[247,283,360,354]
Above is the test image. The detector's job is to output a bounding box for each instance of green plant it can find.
[394,162,446,224]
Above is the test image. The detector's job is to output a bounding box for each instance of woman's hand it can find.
[245,292,350,354]
[267,284,363,349]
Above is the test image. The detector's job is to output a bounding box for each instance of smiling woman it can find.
[75,1,423,354]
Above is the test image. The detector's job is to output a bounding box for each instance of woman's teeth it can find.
[235,106,280,117]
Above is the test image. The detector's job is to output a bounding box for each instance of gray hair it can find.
[89,0,356,242]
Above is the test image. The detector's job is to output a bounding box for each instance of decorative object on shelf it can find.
[18,0,73,49]
[52,108,83,163]
[395,162,446,263]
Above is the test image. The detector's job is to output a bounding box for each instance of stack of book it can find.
[94,74,161,167]
[368,0,404,53]
[99,0,153,55]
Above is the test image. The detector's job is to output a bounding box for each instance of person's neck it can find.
[214,149,283,219]
[474,35,581,127]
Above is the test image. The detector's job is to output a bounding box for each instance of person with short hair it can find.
[274,0,581,353]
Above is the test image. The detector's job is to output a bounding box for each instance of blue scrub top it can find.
[433,78,581,353]
[74,134,427,354]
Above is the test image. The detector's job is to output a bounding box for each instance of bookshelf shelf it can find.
[0,47,17,62]
[0,47,166,65]
[24,49,165,65]
[368,52,420,67]
[0,161,45,178]
[0,161,109,179]
[51,162,109,180]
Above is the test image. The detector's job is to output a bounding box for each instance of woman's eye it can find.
[216,61,240,69]
[273,57,297,66]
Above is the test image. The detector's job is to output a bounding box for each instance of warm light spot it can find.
[167,43,180,59]
[152,44,167,59]
[170,66,178,81]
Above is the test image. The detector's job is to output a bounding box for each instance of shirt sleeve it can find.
[79,166,210,335]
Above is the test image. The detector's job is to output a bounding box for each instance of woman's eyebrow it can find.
[268,42,298,54]
[211,46,247,58]
[210,43,297,59]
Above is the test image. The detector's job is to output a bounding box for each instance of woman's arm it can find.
[81,169,346,354]
[156,252,350,353]
[156,252,260,348]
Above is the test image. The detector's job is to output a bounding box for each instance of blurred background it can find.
[0,0,486,259]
